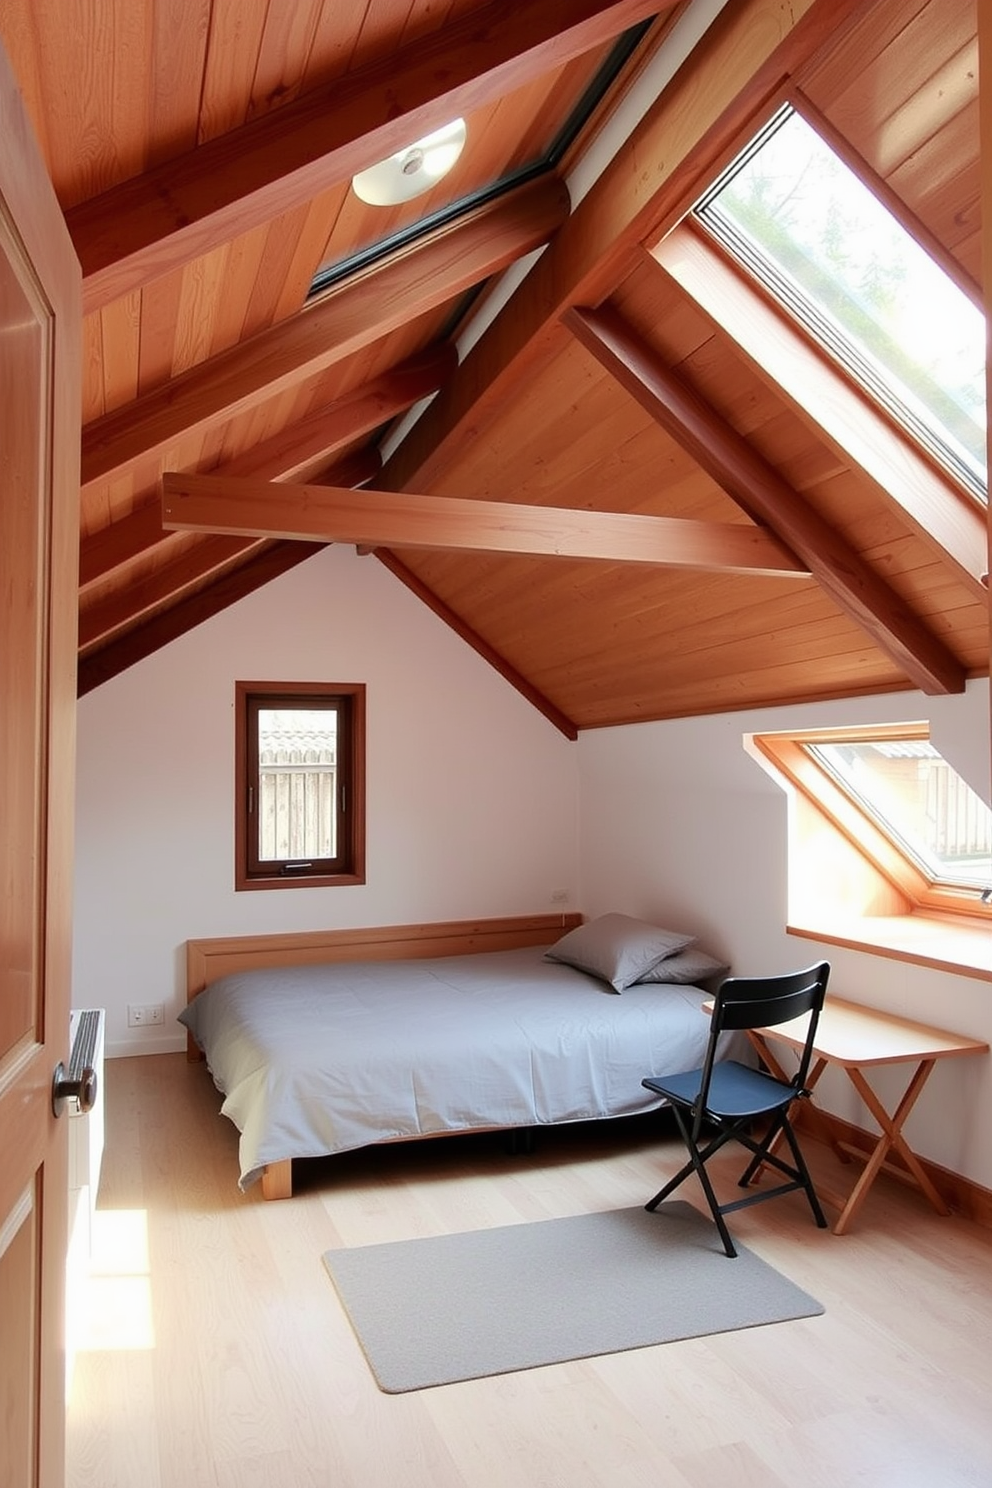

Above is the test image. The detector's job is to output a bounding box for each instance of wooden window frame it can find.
[235,680,366,892]
[746,722,992,981]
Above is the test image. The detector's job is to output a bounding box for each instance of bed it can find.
[180,911,736,1199]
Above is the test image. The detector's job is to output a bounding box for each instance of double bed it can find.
[180,912,735,1199]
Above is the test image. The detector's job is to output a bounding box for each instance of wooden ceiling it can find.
[1,0,987,734]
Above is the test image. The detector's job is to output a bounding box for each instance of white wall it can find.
[74,552,990,1192]
[73,545,579,1056]
[577,679,992,1191]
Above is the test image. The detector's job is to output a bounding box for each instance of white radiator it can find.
[67,1008,106,1250]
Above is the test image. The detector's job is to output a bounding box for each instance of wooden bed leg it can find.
[261,1159,293,1201]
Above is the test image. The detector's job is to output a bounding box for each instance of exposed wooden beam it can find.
[67,0,664,314]
[79,501,166,591]
[161,471,808,576]
[654,223,989,596]
[78,535,270,651]
[379,0,870,494]
[563,301,966,696]
[375,551,579,740]
[77,343,453,588]
[218,344,457,483]
[80,176,568,495]
[79,447,379,592]
[77,543,324,698]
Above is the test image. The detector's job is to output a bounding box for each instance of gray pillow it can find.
[634,947,730,985]
[544,913,695,992]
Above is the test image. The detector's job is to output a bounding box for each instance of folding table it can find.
[747,997,988,1234]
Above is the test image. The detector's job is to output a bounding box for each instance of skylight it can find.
[694,107,987,501]
[807,736,992,891]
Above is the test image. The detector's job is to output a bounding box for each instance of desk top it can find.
[755,996,989,1067]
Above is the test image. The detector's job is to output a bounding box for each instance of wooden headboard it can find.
[186,909,582,1018]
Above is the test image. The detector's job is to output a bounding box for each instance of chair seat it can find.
[644,1059,798,1120]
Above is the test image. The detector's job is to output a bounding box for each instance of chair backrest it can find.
[693,962,831,1120]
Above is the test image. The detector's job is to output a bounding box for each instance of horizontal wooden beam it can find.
[67,0,663,314]
[563,301,966,696]
[79,446,379,593]
[80,176,568,494]
[77,343,449,588]
[161,471,808,575]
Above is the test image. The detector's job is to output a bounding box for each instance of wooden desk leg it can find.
[744,1050,839,1180]
[747,1043,837,1150]
[832,1060,950,1235]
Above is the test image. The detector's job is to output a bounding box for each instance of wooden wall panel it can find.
[800,0,980,287]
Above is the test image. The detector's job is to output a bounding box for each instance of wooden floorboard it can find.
[66,1054,992,1488]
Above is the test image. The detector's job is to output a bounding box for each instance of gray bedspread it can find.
[179,945,734,1189]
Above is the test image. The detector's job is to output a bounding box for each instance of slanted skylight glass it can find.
[806,736,992,891]
[694,106,987,501]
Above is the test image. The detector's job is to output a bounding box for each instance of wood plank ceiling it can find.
[0,0,986,735]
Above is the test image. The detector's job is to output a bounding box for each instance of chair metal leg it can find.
[645,1108,739,1256]
[778,1115,829,1229]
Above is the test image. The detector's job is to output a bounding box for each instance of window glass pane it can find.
[695,107,987,499]
[808,738,992,888]
[257,707,337,862]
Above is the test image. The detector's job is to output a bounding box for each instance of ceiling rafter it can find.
[563,301,966,696]
[79,448,380,594]
[378,0,870,496]
[67,0,665,315]
[79,344,454,589]
[79,534,270,652]
[78,444,399,677]
[80,176,568,495]
[653,222,989,594]
[77,543,326,698]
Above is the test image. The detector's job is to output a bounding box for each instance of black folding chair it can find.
[642,961,831,1257]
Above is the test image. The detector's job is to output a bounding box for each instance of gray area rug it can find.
[322,1201,824,1392]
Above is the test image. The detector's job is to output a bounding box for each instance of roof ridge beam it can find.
[378,0,870,494]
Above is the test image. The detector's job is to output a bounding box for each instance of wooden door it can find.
[0,37,81,1488]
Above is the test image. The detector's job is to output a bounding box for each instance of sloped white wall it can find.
[577,679,992,1191]
[73,545,579,1056]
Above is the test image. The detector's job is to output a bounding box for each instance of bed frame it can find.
[185,911,583,1199]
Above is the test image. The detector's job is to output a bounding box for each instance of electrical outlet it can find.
[551,889,569,903]
[128,1003,164,1027]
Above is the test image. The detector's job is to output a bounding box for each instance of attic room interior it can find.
[1,0,991,1485]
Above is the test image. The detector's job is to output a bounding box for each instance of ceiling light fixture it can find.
[351,119,467,206]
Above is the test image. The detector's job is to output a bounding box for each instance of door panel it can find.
[0,35,81,1488]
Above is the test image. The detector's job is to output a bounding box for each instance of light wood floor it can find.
[66,1054,992,1488]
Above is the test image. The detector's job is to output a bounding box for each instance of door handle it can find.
[52,1061,98,1117]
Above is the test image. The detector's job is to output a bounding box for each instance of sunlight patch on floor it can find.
[67,1205,155,1389]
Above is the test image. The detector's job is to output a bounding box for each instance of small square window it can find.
[235,681,366,890]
